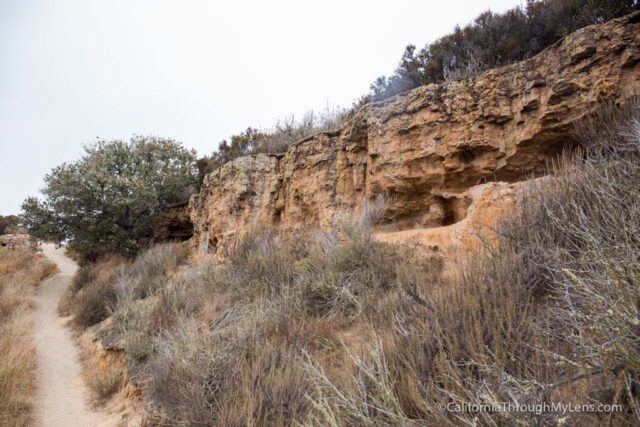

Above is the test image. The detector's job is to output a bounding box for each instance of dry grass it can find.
[58,254,125,328]
[58,254,124,317]
[69,99,640,425]
[86,365,124,402]
[254,105,351,154]
[0,248,57,427]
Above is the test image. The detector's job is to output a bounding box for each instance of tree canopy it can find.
[21,136,198,260]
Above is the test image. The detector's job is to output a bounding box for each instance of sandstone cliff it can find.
[190,12,640,254]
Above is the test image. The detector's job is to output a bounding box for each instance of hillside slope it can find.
[62,12,640,427]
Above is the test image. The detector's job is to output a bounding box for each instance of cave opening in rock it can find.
[435,195,472,226]
[456,148,476,163]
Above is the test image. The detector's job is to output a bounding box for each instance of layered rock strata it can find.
[190,13,640,254]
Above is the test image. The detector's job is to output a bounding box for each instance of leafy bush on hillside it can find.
[371,0,639,100]
[20,136,198,261]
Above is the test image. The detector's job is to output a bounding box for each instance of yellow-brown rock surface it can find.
[190,13,640,253]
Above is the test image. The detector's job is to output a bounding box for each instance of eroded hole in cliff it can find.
[168,222,193,241]
[377,193,473,232]
[272,207,283,224]
[435,195,472,226]
[456,148,476,163]
[496,134,580,182]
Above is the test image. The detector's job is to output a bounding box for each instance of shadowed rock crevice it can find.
[153,201,194,242]
[439,195,472,226]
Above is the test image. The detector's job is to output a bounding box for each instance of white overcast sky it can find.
[0,0,519,215]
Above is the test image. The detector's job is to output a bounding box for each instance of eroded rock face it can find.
[192,155,283,252]
[190,13,640,253]
[375,179,535,256]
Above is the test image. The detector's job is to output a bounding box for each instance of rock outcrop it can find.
[190,13,640,254]
[0,234,37,251]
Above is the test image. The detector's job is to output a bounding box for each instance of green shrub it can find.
[371,0,639,100]
[21,137,198,261]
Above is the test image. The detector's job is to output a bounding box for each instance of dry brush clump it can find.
[0,248,57,427]
[255,106,351,154]
[86,364,124,403]
[59,254,125,327]
[75,205,439,426]
[63,244,190,331]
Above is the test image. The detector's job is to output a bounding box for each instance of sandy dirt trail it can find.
[34,243,109,427]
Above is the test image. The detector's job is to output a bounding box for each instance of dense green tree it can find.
[21,136,198,260]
